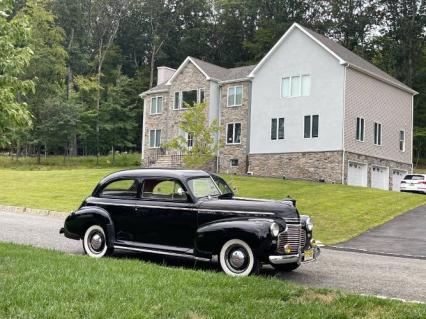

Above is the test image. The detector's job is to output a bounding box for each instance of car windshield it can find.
[187,177,221,198]
[404,175,425,181]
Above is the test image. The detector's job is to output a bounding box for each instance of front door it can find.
[135,178,197,249]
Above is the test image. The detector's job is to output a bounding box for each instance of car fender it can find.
[194,218,285,258]
[63,206,115,247]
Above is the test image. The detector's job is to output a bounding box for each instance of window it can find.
[226,123,241,144]
[227,85,243,107]
[142,179,187,201]
[230,159,238,167]
[356,117,365,141]
[399,130,405,151]
[174,92,180,110]
[187,132,194,148]
[374,122,382,145]
[149,129,161,148]
[304,115,319,138]
[282,75,311,97]
[199,89,205,103]
[182,90,197,108]
[187,177,221,198]
[174,89,204,109]
[271,118,284,140]
[100,179,138,198]
[150,96,163,114]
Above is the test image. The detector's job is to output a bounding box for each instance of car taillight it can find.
[420,181,426,184]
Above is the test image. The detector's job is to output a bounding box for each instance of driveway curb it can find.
[0,205,67,219]
[327,245,426,261]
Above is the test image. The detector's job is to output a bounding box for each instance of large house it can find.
[140,23,417,191]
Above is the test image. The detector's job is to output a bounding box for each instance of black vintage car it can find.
[60,169,320,276]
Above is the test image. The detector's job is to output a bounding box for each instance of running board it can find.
[114,245,211,262]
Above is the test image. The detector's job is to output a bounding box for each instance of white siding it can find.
[250,28,345,154]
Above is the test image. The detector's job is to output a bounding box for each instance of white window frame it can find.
[227,85,243,107]
[271,117,285,140]
[356,117,365,142]
[226,122,241,145]
[174,89,205,110]
[173,91,181,110]
[374,122,382,146]
[399,130,405,152]
[150,96,163,115]
[304,115,319,139]
[149,129,161,148]
[281,74,311,98]
[187,132,194,149]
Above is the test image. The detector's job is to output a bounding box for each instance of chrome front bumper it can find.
[269,246,321,265]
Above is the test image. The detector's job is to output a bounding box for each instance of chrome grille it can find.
[277,225,302,254]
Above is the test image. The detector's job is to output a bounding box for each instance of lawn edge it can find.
[0,204,66,219]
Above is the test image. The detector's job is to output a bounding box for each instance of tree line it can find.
[1,0,425,164]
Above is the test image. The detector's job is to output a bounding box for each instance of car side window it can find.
[211,175,233,195]
[142,179,187,201]
[100,179,138,198]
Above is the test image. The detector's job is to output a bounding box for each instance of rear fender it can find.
[64,206,115,247]
[195,218,284,259]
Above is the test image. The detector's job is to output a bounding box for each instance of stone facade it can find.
[248,151,343,183]
[218,81,250,175]
[143,61,210,164]
[344,151,412,190]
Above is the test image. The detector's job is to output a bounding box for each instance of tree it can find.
[18,0,67,162]
[165,103,220,169]
[0,0,34,147]
[99,68,138,163]
[87,0,130,164]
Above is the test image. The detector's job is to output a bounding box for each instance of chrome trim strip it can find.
[269,254,300,265]
[87,201,275,216]
[114,245,211,262]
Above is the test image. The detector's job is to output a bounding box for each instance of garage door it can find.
[348,162,367,187]
[392,169,408,192]
[371,166,389,190]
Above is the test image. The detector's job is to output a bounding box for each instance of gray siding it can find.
[344,68,412,165]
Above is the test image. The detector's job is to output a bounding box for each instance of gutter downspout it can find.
[216,84,221,173]
[411,95,414,173]
[140,95,146,165]
[341,64,348,184]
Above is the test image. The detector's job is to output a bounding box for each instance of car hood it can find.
[198,197,299,220]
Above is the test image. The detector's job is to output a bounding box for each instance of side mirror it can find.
[233,186,238,194]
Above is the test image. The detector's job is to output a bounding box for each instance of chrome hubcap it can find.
[229,249,246,268]
[90,233,103,251]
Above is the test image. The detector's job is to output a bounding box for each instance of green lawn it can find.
[0,169,425,244]
[0,243,424,319]
[0,154,141,170]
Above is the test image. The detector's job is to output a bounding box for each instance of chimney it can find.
[157,66,176,85]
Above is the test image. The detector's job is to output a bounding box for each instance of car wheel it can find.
[272,262,300,272]
[219,239,259,277]
[83,225,113,258]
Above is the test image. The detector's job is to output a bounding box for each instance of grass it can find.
[0,169,425,243]
[0,243,425,319]
[0,154,141,170]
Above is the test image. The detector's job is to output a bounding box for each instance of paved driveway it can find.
[333,205,426,259]
[1,211,426,302]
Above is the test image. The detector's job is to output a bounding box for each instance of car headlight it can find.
[270,222,280,237]
[305,217,314,231]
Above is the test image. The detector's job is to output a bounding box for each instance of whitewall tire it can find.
[219,239,259,277]
[83,225,111,258]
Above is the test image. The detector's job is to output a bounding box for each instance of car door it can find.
[135,178,197,249]
[94,178,139,242]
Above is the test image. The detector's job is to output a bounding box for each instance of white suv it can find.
[400,174,426,194]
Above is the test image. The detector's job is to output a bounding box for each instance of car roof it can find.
[99,168,211,185]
